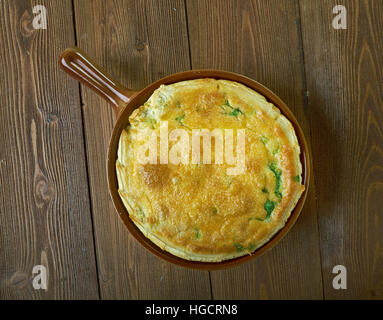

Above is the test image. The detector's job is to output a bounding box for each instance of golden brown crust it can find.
[116,79,305,262]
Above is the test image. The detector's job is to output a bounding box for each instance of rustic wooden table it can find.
[1,0,382,300]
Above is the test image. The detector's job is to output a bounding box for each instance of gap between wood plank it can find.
[70,0,102,300]
[296,0,325,300]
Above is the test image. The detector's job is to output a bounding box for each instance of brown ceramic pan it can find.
[59,47,310,270]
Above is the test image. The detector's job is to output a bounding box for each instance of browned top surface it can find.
[116,79,304,259]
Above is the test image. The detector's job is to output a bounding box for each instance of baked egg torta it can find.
[116,78,305,262]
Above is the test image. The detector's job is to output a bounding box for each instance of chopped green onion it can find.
[175,114,185,126]
[195,228,201,240]
[268,162,282,199]
[260,136,269,144]
[272,145,280,155]
[220,100,243,117]
[228,108,242,117]
[253,199,277,222]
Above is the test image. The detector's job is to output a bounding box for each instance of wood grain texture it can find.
[300,0,383,299]
[186,0,323,299]
[0,0,99,299]
[73,0,212,299]
[1,0,382,300]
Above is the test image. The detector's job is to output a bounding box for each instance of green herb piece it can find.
[220,100,243,117]
[263,199,277,221]
[195,228,201,240]
[247,243,256,251]
[272,145,280,155]
[262,187,268,194]
[260,136,269,144]
[228,108,243,117]
[268,162,281,177]
[254,199,279,222]
[176,100,182,108]
[212,207,218,214]
[268,162,282,199]
[293,175,300,182]
[233,243,245,252]
[175,114,185,126]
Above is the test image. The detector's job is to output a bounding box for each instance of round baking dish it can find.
[59,47,310,270]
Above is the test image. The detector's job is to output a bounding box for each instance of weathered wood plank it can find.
[73,0,212,299]
[0,0,99,299]
[186,0,323,299]
[300,0,383,299]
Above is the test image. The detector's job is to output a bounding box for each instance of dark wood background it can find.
[1,0,382,300]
